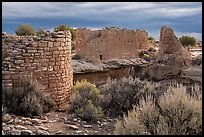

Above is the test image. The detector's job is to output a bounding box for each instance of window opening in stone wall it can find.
[100,54,103,61]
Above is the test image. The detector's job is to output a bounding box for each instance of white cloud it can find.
[2,2,201,19]
[2,2,202,36]
[148,7,201,18]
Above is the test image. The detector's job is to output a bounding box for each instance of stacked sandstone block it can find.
[2,31,73,110]
[75,28,148,64]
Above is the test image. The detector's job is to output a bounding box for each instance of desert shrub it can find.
[114,84,202,135]
[148,36,155,41]
[158,84,202,135]
[104,26,120,30]
[2,76,53,117]
[36,28,47,36]
[72,54,81,60]
[143,53,151,61]
[69,80,104,121]
[114,95,159,135]
[179,36,196,47]
[99,76,161,116]
[54,24,76,41]
[75,100,104,121]
[15,24,36,36]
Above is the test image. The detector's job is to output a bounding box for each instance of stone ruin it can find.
[148,26,192,81]
[2,26,197,111]
[2,31,73,111]
[75,28,148,64]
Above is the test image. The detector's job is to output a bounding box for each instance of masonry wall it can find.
[2,32,73,110]
[76,29,148,64]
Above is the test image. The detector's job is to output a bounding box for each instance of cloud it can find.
[3,2,201,19]
[2,2,202,35]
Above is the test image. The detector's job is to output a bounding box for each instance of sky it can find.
[2,2,202,40]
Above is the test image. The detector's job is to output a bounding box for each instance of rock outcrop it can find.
[72,58,150,74]
[148,26,192,81]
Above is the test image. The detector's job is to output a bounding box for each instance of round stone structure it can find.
[2,31,73,110]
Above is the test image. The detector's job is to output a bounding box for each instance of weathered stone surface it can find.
[36,126,49,131]
[21,130,33,135]
[158,26,182,54]
[2,126,10,132]
[2,114,12,122]
[13,118,22,124]
[67,124,79,130]
[56,130,63,134]
[57,31,65,35]
[72,58,150,74]
[36,129,50,135]
[75,130,83,134]
[76,28,148,64]
[83,125,93,128]
[2,32,73,111]
[24,120,32,125]
[10,129,21,135]
[148,26,192,81]
[15,125,28,130]
[2,130,5,135]
[31,118,42,125]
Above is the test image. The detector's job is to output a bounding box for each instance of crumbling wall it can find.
[149,26,192,81]
[2,31,73,110]
[76,28,148,64]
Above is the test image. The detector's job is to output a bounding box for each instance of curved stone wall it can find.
[2,31,73,110]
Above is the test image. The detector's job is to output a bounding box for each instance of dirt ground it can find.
[36,111,120,135]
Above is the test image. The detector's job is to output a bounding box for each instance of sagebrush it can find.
[114,84,202,135]
[68,80,104,121]
[99,76,162,116]
[2,75,53,117]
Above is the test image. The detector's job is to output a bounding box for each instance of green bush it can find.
[2,76,53,117]
[143,53,151,61]
[99,77,161,116]
[69,80,104,121]
[104,26,120,30]
[179,36,196,47]
[148,36,155,41]
[15,24,36,36]
[36,28,47,36]
[75,100,104,121]
[114,84,202,135]
[54,24,76,41]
